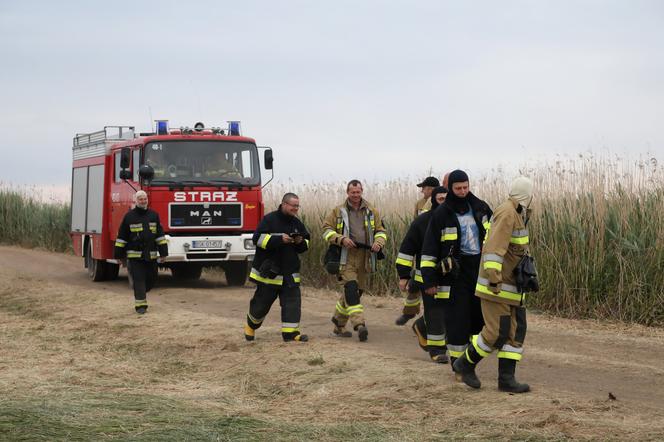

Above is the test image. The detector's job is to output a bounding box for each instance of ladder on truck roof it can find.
[72,126,135,160]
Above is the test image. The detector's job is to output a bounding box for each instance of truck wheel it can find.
[171,263,202,280]
[85,243,107,282]
[106,263,120,280]
[224,261,248,286]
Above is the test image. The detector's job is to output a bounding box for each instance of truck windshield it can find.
[144,140,260,186]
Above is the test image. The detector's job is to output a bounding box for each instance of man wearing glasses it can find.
[244,193,311,342]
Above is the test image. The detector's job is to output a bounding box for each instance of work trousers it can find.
[332,248,368,329]
[444,254,484,359]
[422,292,447,353]
[475,298,527,361]
[127,259,158,310]
[246,280,302,340]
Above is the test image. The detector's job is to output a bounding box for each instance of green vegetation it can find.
[0,393,402,441]
[1,155,662,324]
[269,155,664,325]
[0,187,71,252]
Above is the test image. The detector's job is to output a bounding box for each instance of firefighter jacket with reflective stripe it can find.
[475,197,530,306]
[395,210,433,289]
[421,194,492,290]
[114,207,168,261]
[249,208,310,286]
[322,199,387,273]
[414,197,432,219]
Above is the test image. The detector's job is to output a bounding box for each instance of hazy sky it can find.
[1,0,662,188]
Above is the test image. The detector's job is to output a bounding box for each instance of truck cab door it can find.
[109,149,137,238]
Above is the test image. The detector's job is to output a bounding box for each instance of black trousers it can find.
[247,282,302,339]
[422,291,447,354]
[127,259,158,305]
[444,254,484,358]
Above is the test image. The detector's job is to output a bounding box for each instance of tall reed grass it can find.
[265,154,664,325]
[1,155,661,324]
[0,186,72,252]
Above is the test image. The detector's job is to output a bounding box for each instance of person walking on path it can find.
[453,177,536,393]
[421,170,492,369]
[114,190,168,314]
[244,193,311,342]
[322,180,387,342]
[396,186,450,363]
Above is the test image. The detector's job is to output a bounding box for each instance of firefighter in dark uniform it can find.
[114,190,168,314]
[421,170,492,369]
[454,177,534,393]
[395,186,449,363]
[244,193,311,342]
[395,176,441,326]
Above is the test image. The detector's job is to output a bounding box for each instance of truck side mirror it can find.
[120,147,131,170]
[264,149,273,170]
[119,170,132,180]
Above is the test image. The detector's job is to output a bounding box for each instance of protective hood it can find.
[430,186,448,210]
[509,176,534,208]
[444,169,472,214]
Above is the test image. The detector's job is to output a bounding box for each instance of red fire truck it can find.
[70,120,273,286]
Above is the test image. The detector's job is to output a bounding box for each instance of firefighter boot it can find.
[452,346,483,389]
[395,313,415,326]
[331,317,352,338]
[355,324,368,342]
[449,357,457,372]
[498,358,530,393]
[244,324,255,341]
[429,348,449,364]
[411,316,428,352]
[283,332,309,342]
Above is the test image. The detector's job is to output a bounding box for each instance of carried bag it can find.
[324,244,342,275]
[513,253,539,293]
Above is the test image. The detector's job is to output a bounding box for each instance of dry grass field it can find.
[1,245,664,441]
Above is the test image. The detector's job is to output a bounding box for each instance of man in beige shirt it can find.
[414,176,440,218]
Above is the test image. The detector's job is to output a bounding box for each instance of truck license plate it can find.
[191,240,224,249]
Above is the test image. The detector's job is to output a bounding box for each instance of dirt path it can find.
[1,245,663,440]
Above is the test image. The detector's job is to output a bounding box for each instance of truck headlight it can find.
[244,239,255,250]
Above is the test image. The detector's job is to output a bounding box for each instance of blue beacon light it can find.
[155,120,169,135]
[228,121,241,136]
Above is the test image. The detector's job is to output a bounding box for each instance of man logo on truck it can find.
[174,191,238,202]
